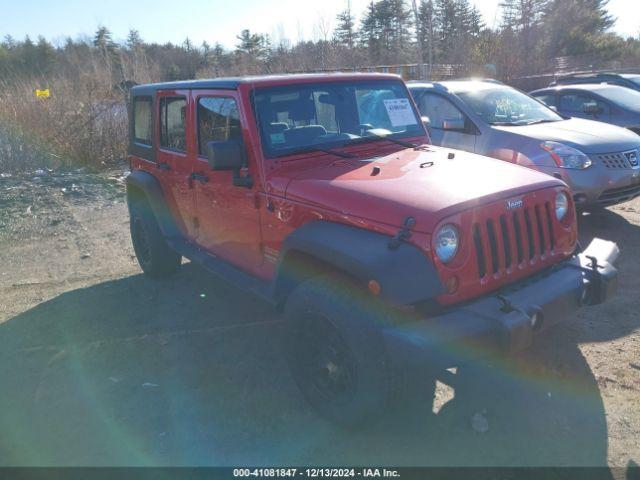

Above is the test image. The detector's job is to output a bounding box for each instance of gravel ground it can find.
[0,170,638,475]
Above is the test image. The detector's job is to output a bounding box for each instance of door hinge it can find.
[193,217,200,230]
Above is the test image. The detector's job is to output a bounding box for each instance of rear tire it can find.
[283,274,396,428]
[129,198,181,278]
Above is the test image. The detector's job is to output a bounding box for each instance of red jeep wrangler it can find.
[126,73,619,426]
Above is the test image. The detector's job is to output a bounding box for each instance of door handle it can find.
[156,162,171,171]
[190,172,209,184]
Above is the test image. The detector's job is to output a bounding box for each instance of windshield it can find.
[627,76,640,87]
[596,87,640,106]
[253,80,425,157]
[457,87,563,126]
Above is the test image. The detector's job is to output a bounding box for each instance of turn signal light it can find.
[368,280,381,296]
[445,276,459,294]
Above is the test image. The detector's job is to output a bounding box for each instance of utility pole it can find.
[428,1,433,79]
[411,0,424,79]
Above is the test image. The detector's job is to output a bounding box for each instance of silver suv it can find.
[408,80,640,208]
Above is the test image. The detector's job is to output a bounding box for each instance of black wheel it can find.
[283,274,395,428]
[129,198,181,278]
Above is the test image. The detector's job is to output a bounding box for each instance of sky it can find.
[0,0,638,49]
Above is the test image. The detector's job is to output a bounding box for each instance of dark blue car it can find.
[530,84,640,135]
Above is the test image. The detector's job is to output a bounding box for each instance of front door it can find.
[190,90,263,272]
[417,92,477,152]
[559,92,611,123]
[156,89,198,239]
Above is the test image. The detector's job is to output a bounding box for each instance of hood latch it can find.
[388,216,416,250]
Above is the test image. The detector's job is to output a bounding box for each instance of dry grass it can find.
[0,59,131,173]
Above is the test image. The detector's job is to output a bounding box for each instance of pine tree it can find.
[501,0,548,31]
[335,3,356,49]
[435,0,477,62]
[2,35,16,49]
[183,37,193,53]
[417,0,436,63]
[35,36,56,74]
[93,27,117,55]
[359,1,382,59]
[469,5,484,36]
[543,0,615,56]
[359,0,413,63]
[126,29,143,51]
[236,29,264,56]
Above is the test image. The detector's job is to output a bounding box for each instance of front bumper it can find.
[384,238,619,367]
[542,164,640,207]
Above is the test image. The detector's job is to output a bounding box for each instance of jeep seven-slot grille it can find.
[473,201,556,279]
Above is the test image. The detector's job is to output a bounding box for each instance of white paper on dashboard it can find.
[383,98,418,127]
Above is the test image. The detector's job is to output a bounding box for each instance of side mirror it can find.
[421,116,431,129]
[442,118,466,131]
[206,140,244,171]
[583,104,603,116]
[205,140,253,188]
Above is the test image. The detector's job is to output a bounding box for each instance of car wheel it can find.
[283,274,396,428]
[129,198,181,278]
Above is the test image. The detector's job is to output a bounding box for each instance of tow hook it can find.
[497,295,544,331]
[583,255,603,305]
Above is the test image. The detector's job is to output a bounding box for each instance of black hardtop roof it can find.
[130,72,400,96]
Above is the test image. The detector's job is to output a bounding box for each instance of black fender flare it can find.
[125,170,180,238]
[273,221,444,305]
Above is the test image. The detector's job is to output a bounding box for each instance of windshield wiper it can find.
[349,132,418,149]
[275,145,357,159]
[493,119,559,126]
[491,121,525,126]
[523,119,560,126]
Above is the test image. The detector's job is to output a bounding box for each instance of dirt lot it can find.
[0,170,638,473]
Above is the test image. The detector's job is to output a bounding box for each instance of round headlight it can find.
[556,192,569,220]
[434,224,459,263]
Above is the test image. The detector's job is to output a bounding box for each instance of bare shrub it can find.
[0,56,129,172]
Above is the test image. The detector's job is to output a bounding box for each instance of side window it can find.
[534,94,557,108]
[560,94,609,115]
[418,93,466,130]
[197,97,241,155]
[133,97,152,145]
[160,97,187,152]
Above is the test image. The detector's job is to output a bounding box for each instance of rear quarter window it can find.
[133,97,152,145]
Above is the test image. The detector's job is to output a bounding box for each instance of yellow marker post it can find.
[35,89,50,99]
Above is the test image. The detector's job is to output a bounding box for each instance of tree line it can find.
[1,0,638,84]
[0,0,639,171]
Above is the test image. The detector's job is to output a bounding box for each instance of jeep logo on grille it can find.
[625,150,639,168]
[507,198,524,210]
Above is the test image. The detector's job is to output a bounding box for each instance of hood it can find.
[495,118,640,154]
[284,146,563,233]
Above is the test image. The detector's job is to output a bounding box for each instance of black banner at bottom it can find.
[0,467,637,480]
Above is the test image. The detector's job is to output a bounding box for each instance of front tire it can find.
[129,198,181,278]
[283,274,395,428]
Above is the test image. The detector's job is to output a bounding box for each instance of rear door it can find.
[190,89,263,272]
[156,89,198,239]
